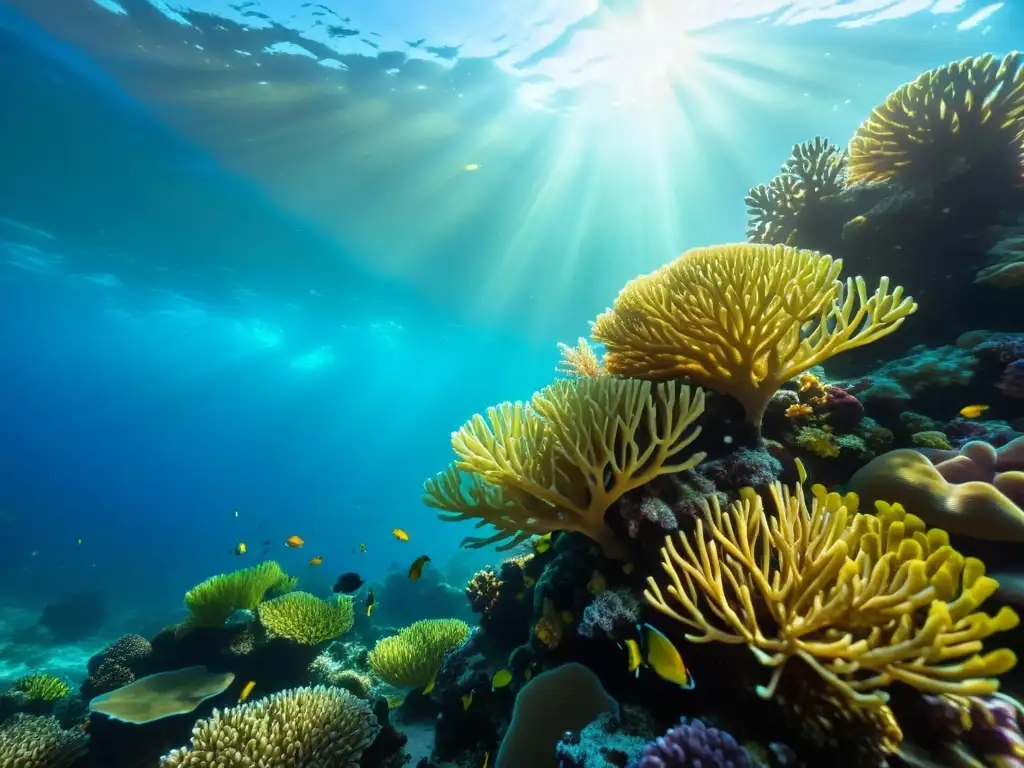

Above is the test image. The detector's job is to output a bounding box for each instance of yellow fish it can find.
[491,668,513,690]
[960,404,989,419]
[285,535,304,548]
[461,690,474,710]
[622,638,643,677]
[238,680,256,703]
[482,751,490,768]
[308,556,323,566]
[366,588,376,617]
[424,672,437,694]
[392,528,410,542]
[408,554,431,581]
[533,532,552,554]
[464,163,481,171]
[642,623,695,689]
[235,542,247,556]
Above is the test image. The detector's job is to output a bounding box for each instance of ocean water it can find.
[0,1,1022,765]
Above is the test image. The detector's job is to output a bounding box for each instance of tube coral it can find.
[592,243,916,427]
[644,483,1019,708]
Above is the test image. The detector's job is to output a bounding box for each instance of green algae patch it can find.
[88,666,235,724]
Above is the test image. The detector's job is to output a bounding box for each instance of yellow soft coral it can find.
[257,592,354,645]
[423,377,705,557]
[367,619,470,689]
[556,337,604,378]
[592,243,916,427]
[183,561,295,629]
[848,53,1024,185]
[644,483,1018,709]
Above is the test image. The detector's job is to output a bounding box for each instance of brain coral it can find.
[850,437,1024,541]
[159,686,379,768]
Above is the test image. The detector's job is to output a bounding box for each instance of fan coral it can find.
[466,567,502,615]
[557,337,605,378]
[0,714,88,768]
[644,483,1019,709]
[183,561,295,628]
[848,53,1024,185]
[424,377,705,557]
[630,717,752,768]
[159,686,379,768]
[745,137,847,245]
[10,674,71,702]
[850,438,1024,540]
[257,592,354,645]
[367,619,470,689]
[591,243,916,427]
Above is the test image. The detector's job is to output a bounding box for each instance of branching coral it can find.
[644,482,1019,710]
[183,561,295,629]
[159,686,378,768]
[746,137,848,244]
[848,53,1024,185]
[367,619,470,689]
[257,592,354,645]
[592,243,916,427]
[0,714,88,768]
[423,377,705,557]
[557,337,604,378]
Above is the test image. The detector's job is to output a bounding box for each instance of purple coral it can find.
[819,385,864,430]
[578,588,641,639]
[631,717,752,768]
[921,694,1024,767]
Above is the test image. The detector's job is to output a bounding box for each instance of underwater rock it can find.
[81,633,153,700]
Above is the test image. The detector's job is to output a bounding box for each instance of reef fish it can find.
[491,669,512,690]
[238,680,256,703]
[285,535,304,548]
[622,638,643,677]
[366,588,376,617]
[462,690,474,710]
[960,404,989,419]
[333,572,364,593]
[392,528,410,542]
[408,554,430,581]
[308,556,323,566]
[235,542,247,556]
[533,532,553,554]
[642,624,695,689]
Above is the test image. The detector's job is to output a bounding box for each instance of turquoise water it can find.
[0,1,1021,764]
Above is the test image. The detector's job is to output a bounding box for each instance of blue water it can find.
[0,0,1019,676]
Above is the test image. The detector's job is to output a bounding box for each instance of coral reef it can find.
[0,713,88,768]
[368,619,471,689]
[182,561,296,629]
[256,592,354,645]
[630,717,752,768]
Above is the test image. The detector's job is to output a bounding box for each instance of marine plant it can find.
[745,136,848,245]
[847,52,1024,186]
[159,686,379,767]
[367,618,470,689]
[556,337,605,378]
[0,714,88,768]
[644,483,1019,710]
[182,560,295,629]
[10,673,71,701]
[424,377,705,557]
[592,243,916,428]
[256,592,355,645]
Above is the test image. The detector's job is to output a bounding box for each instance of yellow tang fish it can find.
[622,638,643,677]
[309,556,323,566]
[424,671,437,694]
[366,588,376,617]
[238,680,256,703]
[533,532,552,554]
[462,690,474,711]
[392,528,410,542]
[960,404,989,419]
[285,535,304,548]
[491,668,513,690]
[235,542,247,556]
[408,554,431,581]
[642,623,695,689]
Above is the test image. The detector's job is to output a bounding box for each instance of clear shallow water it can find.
[0,0,1019,687]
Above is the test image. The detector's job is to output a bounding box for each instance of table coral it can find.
[591,243,916,428]
[644,483,1019,711]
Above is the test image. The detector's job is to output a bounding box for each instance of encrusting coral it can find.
[256,592,355,645]
[424,377,705,557]
[159,686,378,768]
[367,618,471,689]
[847,52,1024,186]
[644,482,1019,712]
[0,714,88,768]
[592,243,917,428]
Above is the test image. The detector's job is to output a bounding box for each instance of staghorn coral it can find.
[591,243,916,427]
[367,619,470,689]
[424,377,705,557]
[0,714,88,768]
[466,567,503,615]
[644,482,1019,710]
[10,675,70,702]
[557,337,605,378]
[746,137,848,245]
[183,561,296,629]
[159,686,378,768]
[848,52,1024,186]
[257,592,354,645]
